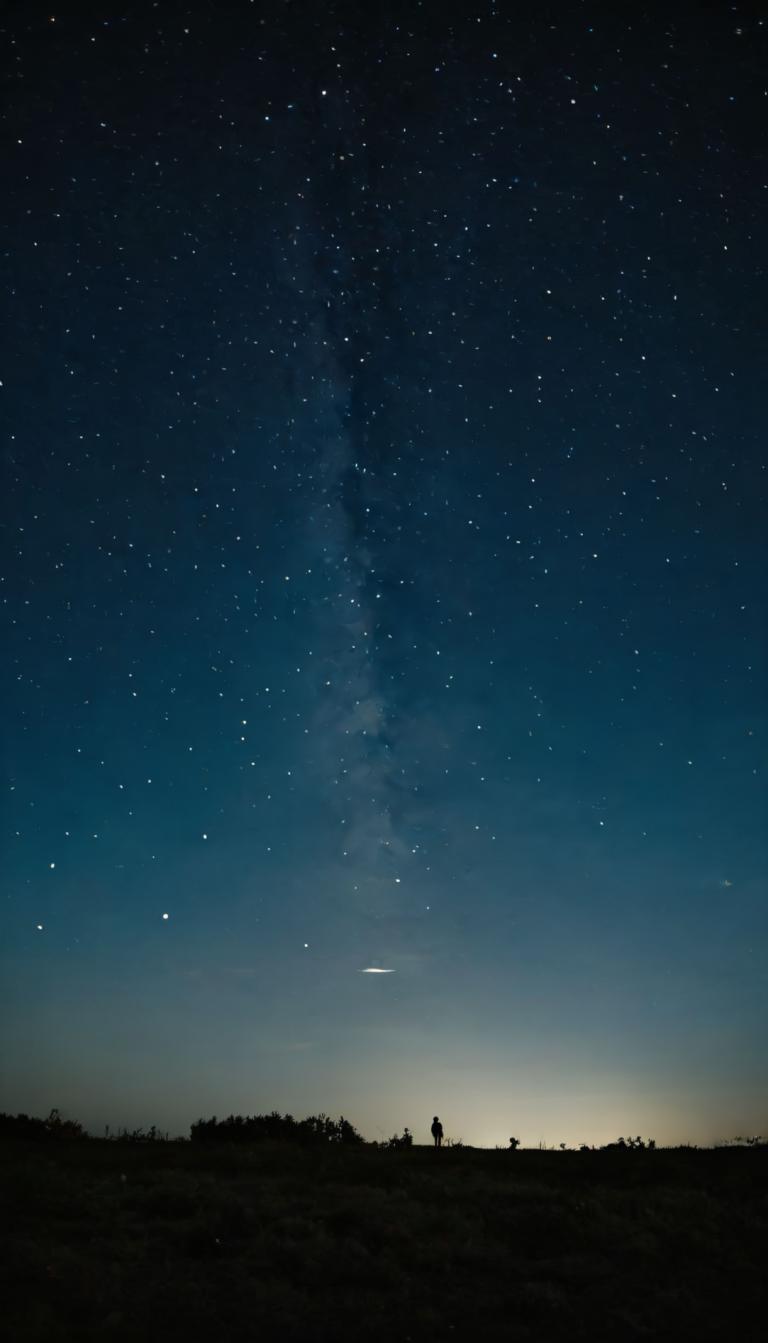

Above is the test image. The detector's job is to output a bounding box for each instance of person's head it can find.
[433,1116,439,1123]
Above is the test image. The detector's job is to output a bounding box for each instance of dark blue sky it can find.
[2,1,765,1146]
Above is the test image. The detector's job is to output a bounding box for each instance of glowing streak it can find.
[360,967,395,974]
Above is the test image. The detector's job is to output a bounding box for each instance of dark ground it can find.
[2,1138,766,1342]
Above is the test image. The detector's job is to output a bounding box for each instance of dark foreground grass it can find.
[2,1138,766,1342]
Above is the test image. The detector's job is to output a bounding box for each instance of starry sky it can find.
[2,2,766,1148]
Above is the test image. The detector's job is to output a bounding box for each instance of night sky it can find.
[2,2,766,1148]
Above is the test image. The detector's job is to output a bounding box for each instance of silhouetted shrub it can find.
[189,1111,365,1146]
[601,1135,656,1151]
[114,1124,167,1143]
[385,1127,413,1149]
[0,1109,86,1140]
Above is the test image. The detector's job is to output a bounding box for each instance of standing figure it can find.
[431,1115,443,1148]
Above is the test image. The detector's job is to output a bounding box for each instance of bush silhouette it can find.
[0,1109,85,1141]
[602,1135,656,1151]
[385,1127,413,1149]
[115,1124,168,1143]
[189,1111,365,1146]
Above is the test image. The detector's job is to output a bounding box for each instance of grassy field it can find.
[2,1137,766,1342]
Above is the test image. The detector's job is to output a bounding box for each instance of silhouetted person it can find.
[431,1115,443,1148]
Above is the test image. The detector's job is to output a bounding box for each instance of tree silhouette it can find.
[190,1111,365,1146]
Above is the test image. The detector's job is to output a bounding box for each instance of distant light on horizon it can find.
[361,967,395,974]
